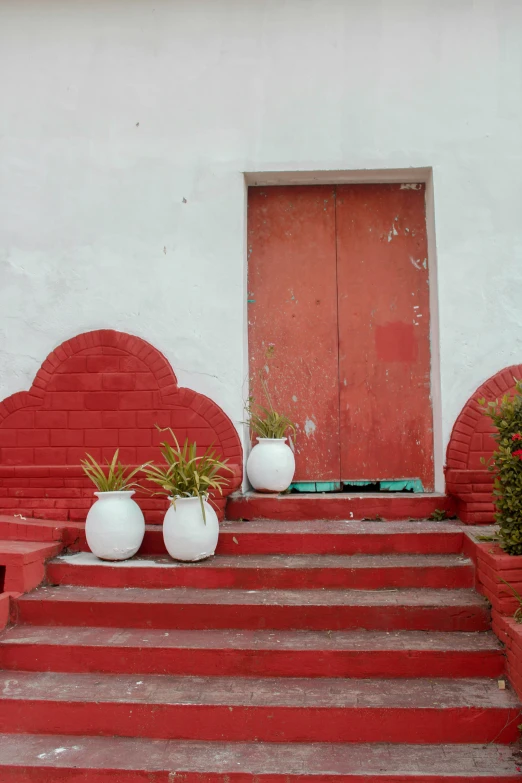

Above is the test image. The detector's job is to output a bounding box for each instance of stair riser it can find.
[0,645,504,679]
[15,602,491,632]
[1,772,521,783]
[0,703,518,744]
[226,497,457,522]
[45,563,474,591]
[134,531,465,557]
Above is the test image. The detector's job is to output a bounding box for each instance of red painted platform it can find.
[46,551,474,590]
[0,626,504,679]
[226,492,456,521]
[214,519,465,556]
[0,594,9,631]
[0,539,61,593]
[0,515,69,543]
[0,671,519,744]
[14,584,491,632]
[0,735,520,782]
[0,516,520,780]
[9,518,466,557]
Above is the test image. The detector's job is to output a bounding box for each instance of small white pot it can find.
[85,491,145,561]
[163,496,219,562]
[246,437,296,493]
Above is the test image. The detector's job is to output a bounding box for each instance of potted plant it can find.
[143,428,232,562]
[81,450,148,561]
[479,379,522,555]
[246,376,296,493]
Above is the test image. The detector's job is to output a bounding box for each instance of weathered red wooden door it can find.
[336,184,433,491]
[247,186,341,483]
[247,183,434,491]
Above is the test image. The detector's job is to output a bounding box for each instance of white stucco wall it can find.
[1,0,521,490]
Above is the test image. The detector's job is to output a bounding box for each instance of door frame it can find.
[242,167,443,494]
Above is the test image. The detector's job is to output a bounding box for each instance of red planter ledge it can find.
[464,533,522,699]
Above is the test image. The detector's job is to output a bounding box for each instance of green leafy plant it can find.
[246,374,296,441]
[479,379,522,555]
[143,427,232,523]
[429,509,448,521]
[499,578,522,623]
[81,450,148,492]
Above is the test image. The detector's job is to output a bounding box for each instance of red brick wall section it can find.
[0,330,242,523]
[493,612,522,700]
[466,533,522,700]
[475,543,522,617]
[445,364,522,524]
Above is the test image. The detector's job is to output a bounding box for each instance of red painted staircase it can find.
[0,519,520,780]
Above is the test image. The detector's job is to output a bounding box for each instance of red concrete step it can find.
[0,540,62,593]
[0,735,520,782]
[0,672,518,744]
[0,594,9,631]
[0,625,504,679]
[0,515,71,544]
[14,585,490,632]
[167,520,466,557]
[226,492,456,522]
[67,519,466,557]
[46,551,474,590]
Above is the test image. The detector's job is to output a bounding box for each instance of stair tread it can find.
[0,671,517,708]
[52,551,472,569]
[0,540,60,563]
[220,519,464,534]
[20,584,487,606]
[0,625,502,651]
[0,734,520,777]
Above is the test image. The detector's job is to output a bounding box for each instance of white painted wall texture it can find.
[1,0,521,489]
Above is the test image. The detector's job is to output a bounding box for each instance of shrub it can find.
[479,380,522,555]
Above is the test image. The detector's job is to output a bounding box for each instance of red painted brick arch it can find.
[446,364,522,524]
[0,330,242,523]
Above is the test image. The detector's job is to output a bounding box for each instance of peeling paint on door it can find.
[336,184,434,491]
[248,184,434,491]
[247,186,341,482]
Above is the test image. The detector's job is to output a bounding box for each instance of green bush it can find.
[479,380,522,555]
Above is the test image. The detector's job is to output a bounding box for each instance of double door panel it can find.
[247,183,434,491]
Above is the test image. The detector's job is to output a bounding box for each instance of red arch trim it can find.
[446,364,522,524]
[0,330,242,523]
[0,330,180,422]
[446,364,522,470]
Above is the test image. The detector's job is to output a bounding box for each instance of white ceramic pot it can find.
[246,437,296,493]
[163,496,219,562]
[85,490,145,561]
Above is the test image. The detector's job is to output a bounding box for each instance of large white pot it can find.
[246,437,296,493]
[85,491,145,561]
[163,496,219,562]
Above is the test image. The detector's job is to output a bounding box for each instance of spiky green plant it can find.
[143,427,232,523]
[246,375,296,441]
[81,450,148,492]
[499,578,522,623]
